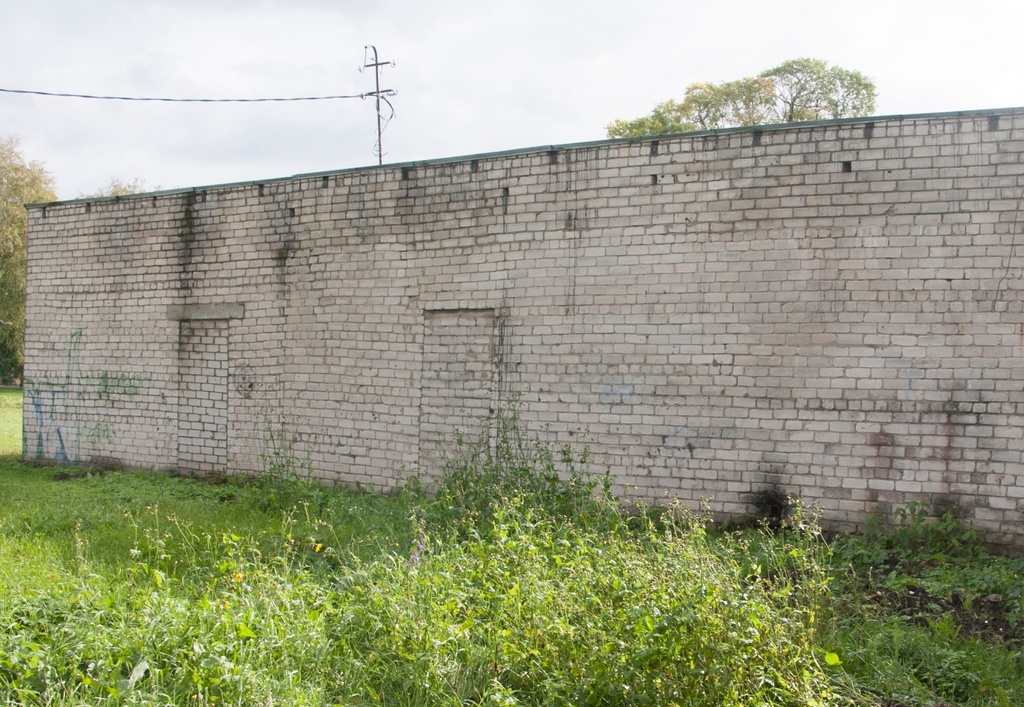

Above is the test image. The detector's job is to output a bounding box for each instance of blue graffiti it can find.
[25,329,84,464]
[54,426,68,463]
[28,385,71,463]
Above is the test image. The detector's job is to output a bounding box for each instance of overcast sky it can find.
[3,0,1024,200]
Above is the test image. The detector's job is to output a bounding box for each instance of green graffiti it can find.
[84,424,115,445]
[92,371,151,399]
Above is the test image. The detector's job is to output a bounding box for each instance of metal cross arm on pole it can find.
[360,45,397,165]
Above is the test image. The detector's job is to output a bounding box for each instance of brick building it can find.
[24,107,1024,544]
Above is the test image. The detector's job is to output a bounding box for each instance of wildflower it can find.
[233,572,243,582]
[314,543,323,553]
[410,531,425,566]
[410,535,426,567]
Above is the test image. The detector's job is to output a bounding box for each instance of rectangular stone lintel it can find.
[167,303,244,321]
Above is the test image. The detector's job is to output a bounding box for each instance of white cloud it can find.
[3,0,1024,198]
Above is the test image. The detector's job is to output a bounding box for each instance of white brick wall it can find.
[24,108,1024,545]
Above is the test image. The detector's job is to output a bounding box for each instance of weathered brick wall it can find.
[24,108,1024,544]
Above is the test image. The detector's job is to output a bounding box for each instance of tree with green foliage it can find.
[0,137,55,384]
[607,58,877,138]
[82,177,152,198]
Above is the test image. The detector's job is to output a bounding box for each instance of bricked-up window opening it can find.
[178,319,229,474]
[419,309,496,484]
[841,161,853,173]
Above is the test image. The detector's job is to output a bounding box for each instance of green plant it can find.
[887,501,982,561]
[254,407,329,513]
[427,400,616,535]
[256,406,313,483]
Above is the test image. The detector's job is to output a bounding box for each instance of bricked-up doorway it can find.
[419,309,496,482]
[177,319,229,474]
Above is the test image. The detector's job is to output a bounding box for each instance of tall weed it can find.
[426,402,616,535]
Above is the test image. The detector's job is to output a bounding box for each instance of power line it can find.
[3,46,399,163]
[0,86,370,103]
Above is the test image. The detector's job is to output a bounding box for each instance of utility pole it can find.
[361,46,396,165]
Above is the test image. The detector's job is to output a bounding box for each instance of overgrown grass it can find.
[827,505,1024,705]
[0,465,838,705]
[1,394,1023,705]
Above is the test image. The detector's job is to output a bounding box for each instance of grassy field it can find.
[0,387,22,456]
[0,395,1022,705]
